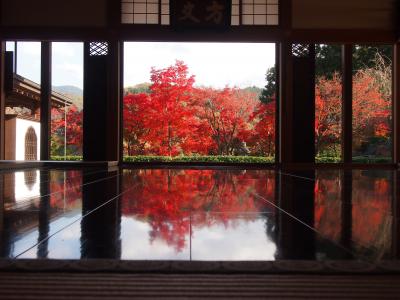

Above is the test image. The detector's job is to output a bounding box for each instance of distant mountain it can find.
[243,86,263,98]
[124,83,151,95]
[53,85,83,96]
[53,85,83,109]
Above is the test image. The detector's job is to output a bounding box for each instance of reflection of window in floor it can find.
[24,127,37,161]
[24,170,37,191]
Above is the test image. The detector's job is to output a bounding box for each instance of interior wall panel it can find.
[1,0,107,27]
[292,0,396,29]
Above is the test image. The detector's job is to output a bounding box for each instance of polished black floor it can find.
[0,167,398,262]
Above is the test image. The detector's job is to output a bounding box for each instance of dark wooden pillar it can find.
[394,43,400,165]
[84,42,120,161]
[81,169,121,259]
[0,42,5,160]
[84,42,107,161]
[279,42,293,164]
[395,43,400,259]
[340,170,353,258]
[107,40,121,162]
[0,173,9,257]
[119,42,124,161]
[0,173,3,234]
[280,43,315,164]
[40,42,52,161]
[37,170,50,258]
[274,43,280,163]
[291,44,315,163]
[277,171,316,259]
[342,45,353,164]
[393,171,399,259]
[277,0,291,165]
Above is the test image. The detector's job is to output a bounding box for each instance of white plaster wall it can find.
[15,119,41,161]
[14,170,41,202]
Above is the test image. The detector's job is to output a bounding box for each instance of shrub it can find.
[315,156,341,163]
[316,156,391,163]
[352,156,391,163]
[51,155,83,161]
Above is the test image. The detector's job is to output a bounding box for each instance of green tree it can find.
[315,44,342,78]
[259,66,276,104]
[353,45,392,72]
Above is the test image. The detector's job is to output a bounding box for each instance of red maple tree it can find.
[194,87,257,155]
[145,60,197,156]
[248,98,276,156]
[51,105,83,155]
[315,74,342,156]
[123,93,151,156]
[122,61,262,157]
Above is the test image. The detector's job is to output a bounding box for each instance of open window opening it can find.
[352,45,393,163]
[50,42,84,161]
[4,41,41,161]
[315,44,342,163]
[123,42,277,163]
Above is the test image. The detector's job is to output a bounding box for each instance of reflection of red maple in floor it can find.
[352,172,392,253]
[45,169,392,256]
[122,169,276,252]
[49,171,83,210]
[314,171,342,243]
[315,170,392,255]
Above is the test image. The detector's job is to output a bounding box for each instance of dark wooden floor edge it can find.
[0,161,119,171]
[1,259,400,275]
[0,161,397,171]
[124,162,398,170]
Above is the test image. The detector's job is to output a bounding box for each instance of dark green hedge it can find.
[315,156,341,163]
[351,156,392,163]
[51,156,83,161]
[51,155,391,164]
[123,155,275,163]
[316,156,391,163]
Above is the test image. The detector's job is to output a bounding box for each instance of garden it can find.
[50,45,393,163]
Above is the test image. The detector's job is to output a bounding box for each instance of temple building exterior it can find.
[4,73,72,160]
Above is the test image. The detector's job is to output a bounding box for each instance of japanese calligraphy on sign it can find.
[171,0,231,29]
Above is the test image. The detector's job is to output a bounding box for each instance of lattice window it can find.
[232,0,279,26]
[160,0,170,25]
[121,0,170,25]
[231,0,240,25]
[25,127,37,161]
[89,42,109,56]
[292,44,311,58]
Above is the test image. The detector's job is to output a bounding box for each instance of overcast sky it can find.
[7,41,275,90]
[6,42,84,89]
[124,42,275,88]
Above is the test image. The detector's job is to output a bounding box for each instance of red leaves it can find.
[51,105,83,152]
[248,98,276,156]
[123,61,269,157]
[315,71,391,155]
[315,74,342,153]
[123,93,151,155]
[145,61,197,156]
[352,71,391,150]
